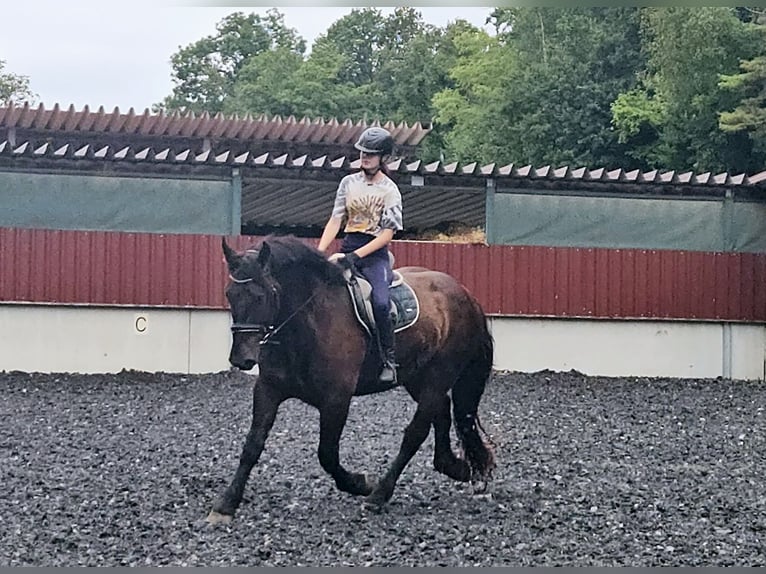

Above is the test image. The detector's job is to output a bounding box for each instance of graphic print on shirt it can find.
[347,195,386,234]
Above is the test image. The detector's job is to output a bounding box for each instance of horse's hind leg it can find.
[366,389,441,508]
[433,394,471,482]
[207,381,284,524]
[318,396,374,496]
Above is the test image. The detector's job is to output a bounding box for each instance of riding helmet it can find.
[354,127,394,156]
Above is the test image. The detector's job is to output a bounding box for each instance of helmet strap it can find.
[360,152,384,179]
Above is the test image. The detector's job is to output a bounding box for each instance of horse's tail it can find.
[451,312,496,484]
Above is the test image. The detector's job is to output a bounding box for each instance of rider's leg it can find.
[357,255,397,385]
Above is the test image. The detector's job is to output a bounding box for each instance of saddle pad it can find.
[390,281,420,333]
[346,275,420,336]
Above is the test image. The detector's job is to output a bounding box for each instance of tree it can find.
[161,10,305,113]
[612,7,763,173]
[375,17,460,124]
[196,7,449,125]
[320,8,385,88]
[225,48,304,117]
[719,11,766,156]
[0,60,36,104]
[315,8,448,123]
[432,28,514,164]
[506,8,642,168]
[433,8,644,168]
[719,55,766,150]
[225,41,356,120]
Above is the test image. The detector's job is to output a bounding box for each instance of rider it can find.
[317,126,402,385]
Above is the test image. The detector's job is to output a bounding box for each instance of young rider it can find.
[317,127,403,385]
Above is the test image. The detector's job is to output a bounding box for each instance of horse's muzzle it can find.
[229,331,263,371]
[232,357,257,371]
[229,346,258,370]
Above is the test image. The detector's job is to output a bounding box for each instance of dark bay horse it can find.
[207,236,495,524]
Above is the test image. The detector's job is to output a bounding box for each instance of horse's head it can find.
[222,238,280,370]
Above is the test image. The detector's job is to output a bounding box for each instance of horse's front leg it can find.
[318,394,374,496]
[207,379,284,524]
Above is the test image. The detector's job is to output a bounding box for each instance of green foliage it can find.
[225,49,303,117]
[433,8,644,168]
[179,7,453,129]
[186,6,467,159]
[612,7,764,172]
[161,9,305,113]
[225,40,360,120]
[158,7,766,174]
[316,7,449,124]
[718,15,766,157]
[720,55,766,140]
[432,29,514,163]
[611,90,667,166]
[0,60,36,104]
[320,8,383,87]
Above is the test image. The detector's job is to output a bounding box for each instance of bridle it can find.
[228,265,317,346]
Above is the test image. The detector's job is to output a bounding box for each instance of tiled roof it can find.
[0,103,430,147]
[1,137,764,188]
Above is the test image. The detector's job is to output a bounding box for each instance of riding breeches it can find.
[341,233,394,348]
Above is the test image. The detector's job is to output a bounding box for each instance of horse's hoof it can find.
[435,458,471,482]
[206,510,233,525]
[363,497,386,513]
[339,473,375,496]
[471,478,492,495]
[363,475,377,496]
[363,489,390,513]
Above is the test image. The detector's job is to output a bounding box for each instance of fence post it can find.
[231,168,242,236]
[722,188,735,252]
[485,178,496,245]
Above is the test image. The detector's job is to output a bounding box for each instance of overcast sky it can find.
[0,1,492,112]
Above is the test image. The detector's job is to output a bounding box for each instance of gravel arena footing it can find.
[1,369,765,566]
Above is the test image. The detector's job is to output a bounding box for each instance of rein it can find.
[229,273,318,345]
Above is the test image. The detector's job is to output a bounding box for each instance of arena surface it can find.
[1,369,765,566]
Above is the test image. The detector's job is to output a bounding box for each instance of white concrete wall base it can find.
[0,305,763,380]
[0,305,232,374]
[488,317,765,380]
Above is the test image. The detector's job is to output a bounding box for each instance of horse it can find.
[207,235,495,524]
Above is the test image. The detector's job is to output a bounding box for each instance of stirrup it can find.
[378,361,397,385]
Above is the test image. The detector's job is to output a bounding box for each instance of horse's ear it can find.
[222,237,240,271]
[257,241,272,273]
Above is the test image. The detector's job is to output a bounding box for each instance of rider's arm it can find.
[319,176,350,253]
[318,216,343,253]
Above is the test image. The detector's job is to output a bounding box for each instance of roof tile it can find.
[0,103,431,147]
[2,132,764,189]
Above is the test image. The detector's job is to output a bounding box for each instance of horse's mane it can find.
[254,235,347,288]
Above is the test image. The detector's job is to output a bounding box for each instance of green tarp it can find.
[0,171,237,235]
[488,189,766,253]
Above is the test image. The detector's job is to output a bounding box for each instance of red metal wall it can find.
[392,241,765,322]
[1,228,764,322]
[0,228,247,309]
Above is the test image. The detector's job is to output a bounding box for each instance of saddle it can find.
[329,253,420,337]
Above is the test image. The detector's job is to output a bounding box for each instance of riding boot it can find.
[376,318,397,385]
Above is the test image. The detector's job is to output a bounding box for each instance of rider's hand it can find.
[336,252,360,271]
